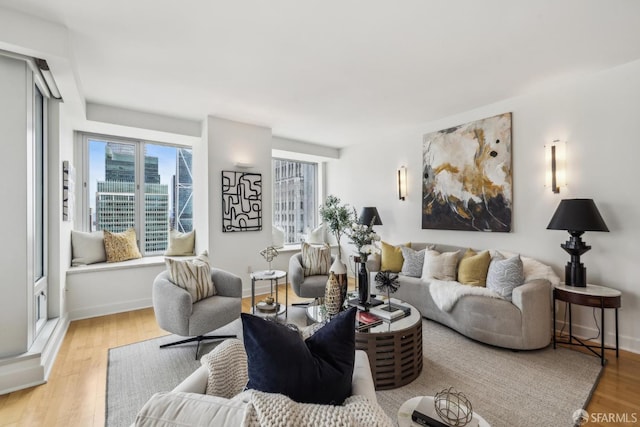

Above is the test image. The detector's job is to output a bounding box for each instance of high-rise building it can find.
[96,143,169,252]
[272,159,317,244]
[172,148,193,233]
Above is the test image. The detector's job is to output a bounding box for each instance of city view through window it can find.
[88,139,193,253]
[273,158,317,244]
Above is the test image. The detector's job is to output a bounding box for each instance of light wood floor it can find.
[0,285,638,427]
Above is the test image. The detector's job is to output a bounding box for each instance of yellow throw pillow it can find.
[301,242,331,276]
[103,228,142,262]
[381,241,411,273]
[458,249,491,286]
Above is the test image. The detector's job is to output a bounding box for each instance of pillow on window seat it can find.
[103,228,142,263]
[164,229,195,256]
[71,230,107,266]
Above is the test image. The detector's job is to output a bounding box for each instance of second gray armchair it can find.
[288,252,335,304]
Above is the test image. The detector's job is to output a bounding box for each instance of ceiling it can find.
[2,0,640,147]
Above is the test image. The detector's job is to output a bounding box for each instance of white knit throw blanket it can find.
[239,390,394,427]
[429,279,503,312]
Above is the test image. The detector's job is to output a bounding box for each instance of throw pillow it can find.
[457,249,491,286]
[301,242,331,276]
[71,230,107,266]
[486,253,525,301]
[165,250,216,301]
[103,228,142,262]
[201,339,248,398]
[400,246,425,278]
[381,241,410,273]
[306,224,326,244]
[164,229,195,256]
[242,307,356,405]
[421,250,459,281]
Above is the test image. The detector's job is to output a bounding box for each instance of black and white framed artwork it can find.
[221,170,262,232]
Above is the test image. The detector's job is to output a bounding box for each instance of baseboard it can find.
[69,298,152,321]
[0,315,69,395]
[554,320,640,354]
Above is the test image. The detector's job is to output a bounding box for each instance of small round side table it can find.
[250,270,288,318]
[553,283,621,366]
[397,396,490,427]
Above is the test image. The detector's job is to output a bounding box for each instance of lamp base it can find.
[565,263,586,287]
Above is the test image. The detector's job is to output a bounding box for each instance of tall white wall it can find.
[0,55,30,357]
[327,59,640,353]
[201,117,274,292]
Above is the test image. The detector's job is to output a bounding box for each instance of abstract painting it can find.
[422,112,512,232]
[221,171,262,232]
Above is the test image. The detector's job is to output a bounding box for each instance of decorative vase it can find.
[330,257,348,306]
[324,272,342,316]
[358,261,369,305]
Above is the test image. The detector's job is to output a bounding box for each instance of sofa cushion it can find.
[486,253,524,301]
[457,249,491,286]
[242,307,356,405]
[71,230,107,266]
[381,241,410,272]
[422,250,460,281]
[165,250,216,302]
[164,229,195,256]
[134,391,246,426]
[103,228,142,262]
[301,242,331,276]
[400,246,425,277]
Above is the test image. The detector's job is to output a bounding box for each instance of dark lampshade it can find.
[547,199,609,232]
[547,198,609,287]
[358,207,383,226]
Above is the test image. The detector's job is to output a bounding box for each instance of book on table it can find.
[357,311,382,329]
[369,302,406,320]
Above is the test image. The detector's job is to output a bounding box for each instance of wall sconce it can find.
[234,161,254,169]
[545,140,566,193]
[397,166,407,200]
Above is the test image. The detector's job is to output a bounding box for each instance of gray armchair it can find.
[152,268,242,359]
[289,253,335,304]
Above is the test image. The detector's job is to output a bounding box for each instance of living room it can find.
[1,1,639,426]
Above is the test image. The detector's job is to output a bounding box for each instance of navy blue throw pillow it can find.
[241,307,356,405]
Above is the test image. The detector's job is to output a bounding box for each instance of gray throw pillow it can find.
[400,247,425,278]
[71,230,107,266]
[486,253,524,301]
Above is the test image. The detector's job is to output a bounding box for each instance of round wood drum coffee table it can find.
[307,297,422,390]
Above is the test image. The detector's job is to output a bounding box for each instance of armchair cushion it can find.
[301,242,331,276]
[242,307,357,405]
[165,250,216,302]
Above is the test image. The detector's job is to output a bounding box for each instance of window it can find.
[33,83,47,335]
[272,158,317,244]
[82,135,193,255]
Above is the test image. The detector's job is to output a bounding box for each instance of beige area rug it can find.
[376,319,603,427]
[107,307,602,427]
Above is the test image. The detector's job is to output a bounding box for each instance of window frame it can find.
[77,132,193,256]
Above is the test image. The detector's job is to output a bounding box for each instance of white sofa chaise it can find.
[368,243,557,350]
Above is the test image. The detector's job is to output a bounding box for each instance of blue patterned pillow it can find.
[486,253,524,301]
[400,247,425,277]
[242,307,356,405]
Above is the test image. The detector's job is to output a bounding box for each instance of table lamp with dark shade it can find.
[358,207,383,226]
[547,198,609,287]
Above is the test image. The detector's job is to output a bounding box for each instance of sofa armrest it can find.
[512,279,552,346]
[172,365,208,394]
[211,268,243,298]
[352,350,376,403]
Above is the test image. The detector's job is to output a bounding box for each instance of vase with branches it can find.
[319,195,354,262]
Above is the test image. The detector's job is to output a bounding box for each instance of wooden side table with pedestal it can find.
[553,283,621,366]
